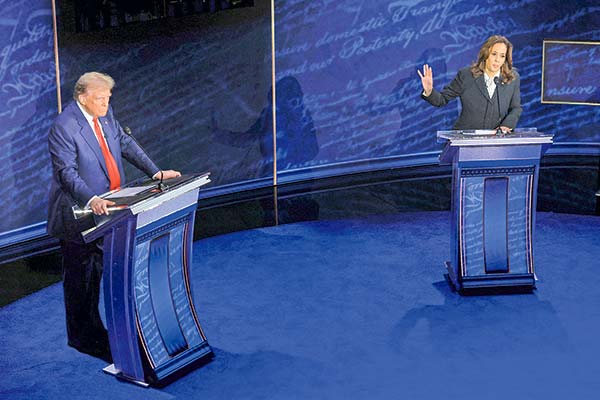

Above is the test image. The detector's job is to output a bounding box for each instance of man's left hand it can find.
[153,170,182,180]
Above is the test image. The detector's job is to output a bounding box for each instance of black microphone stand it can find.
[494,76,504,136]
[122,126,168,192]
[158,171,168,192]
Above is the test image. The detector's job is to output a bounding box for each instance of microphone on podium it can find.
[493,76,504,135]
[122,126,143,148]
[122,126,168,191]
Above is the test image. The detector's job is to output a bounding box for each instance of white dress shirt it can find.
[483,71,501,99]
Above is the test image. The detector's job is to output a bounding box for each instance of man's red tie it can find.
[93,117,121,190]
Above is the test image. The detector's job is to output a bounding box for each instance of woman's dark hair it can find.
[470,35,516,83]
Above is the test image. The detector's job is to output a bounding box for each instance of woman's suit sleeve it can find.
[421,69,466,107]
[499,73,522,129]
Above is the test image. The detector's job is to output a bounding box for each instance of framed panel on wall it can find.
[542,40,600,106]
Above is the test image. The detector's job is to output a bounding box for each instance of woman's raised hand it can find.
[417,64,433,96]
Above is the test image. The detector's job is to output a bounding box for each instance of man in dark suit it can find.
[47,72,180,362]
[418,35,522,132]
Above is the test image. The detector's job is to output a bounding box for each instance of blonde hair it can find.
[470,35,516,83]
[73,72,115,101]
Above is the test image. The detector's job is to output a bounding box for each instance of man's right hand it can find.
[89,197,116,216]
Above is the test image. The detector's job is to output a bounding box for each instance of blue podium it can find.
[80,173,213,386]
[437,130,553,293]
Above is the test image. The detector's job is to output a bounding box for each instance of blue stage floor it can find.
[1,211,599,399]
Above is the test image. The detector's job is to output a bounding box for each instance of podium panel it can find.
[438,131,553,292]
[458,167,533,282]
[80,174,213,385]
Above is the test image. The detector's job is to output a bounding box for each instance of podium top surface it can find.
[80,172,210,242]
[102,172,211,215]
[437,128,553,146]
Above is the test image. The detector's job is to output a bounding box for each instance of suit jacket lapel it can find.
[99,117,119,157]
[496,82,505,115]
[74,107,110,179]
[475,75,492,103]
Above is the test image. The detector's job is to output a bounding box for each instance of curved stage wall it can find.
[1,0,599,257]
[0,0,58,237]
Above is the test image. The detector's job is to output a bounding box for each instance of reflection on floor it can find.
[0,253,62,307]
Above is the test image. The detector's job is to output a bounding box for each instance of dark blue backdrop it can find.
[0,0,57,234]
[0,0,599,236]
[274,0,600,168]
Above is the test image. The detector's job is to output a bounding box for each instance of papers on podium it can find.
[105,186,149,199]
[461,129,497,136]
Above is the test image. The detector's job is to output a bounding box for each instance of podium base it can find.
[444,262,535,295]
[102,364,150,388]
[444,261,459,290]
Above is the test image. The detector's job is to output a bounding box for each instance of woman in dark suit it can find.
[418,35,522,133]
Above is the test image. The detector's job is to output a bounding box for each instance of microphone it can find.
[493,76,504,135]
[122,125,148,161]
[122,126,168,191]
[122,126,146,150]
